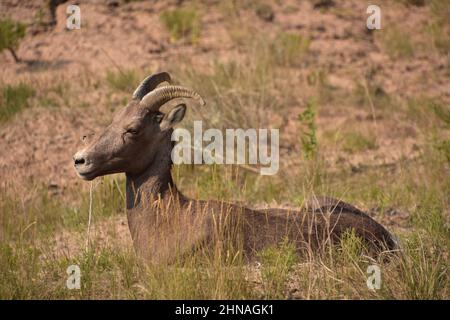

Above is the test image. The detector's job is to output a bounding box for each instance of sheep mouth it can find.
[74,167,98,181]
[76,171,97,181]
[75,162,119,181]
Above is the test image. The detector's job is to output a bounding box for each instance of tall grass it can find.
[0,5,448,299]
[341,131,378,153]
[298,98,318,159]
[160,8,201,43]
[105,69,140,93]
[425,0,450,54]
[272,32,310,67]
[0,177,125,242]
[176,32,305,130]
[258,239,298,298]
[0,83,35,122]
[381,27,414,59]
[0,153,448,299]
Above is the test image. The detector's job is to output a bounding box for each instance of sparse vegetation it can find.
[0,83,35,122]
[382,27,414,59]
[255,3,275,22]
[105,69,140,93]
[0,0,449,300]
[406,96,450,129]
[435,139,450,164]
[0,177,125,242]
[342,131,378,153]
[425,0,450,53]
[176,48,286,129]
[0,18,26,63]
[160,8,201,43]
[298,98,318,159]
[272,32,310,66]
[425,21,450,54]
[397,236,448,299]
[353,79,393,112]
[259,239,298,298]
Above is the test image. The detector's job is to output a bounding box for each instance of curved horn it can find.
[132,72,172,100]
[140,85,205,111]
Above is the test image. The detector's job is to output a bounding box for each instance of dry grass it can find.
[0,82,35,122]
[160,7,201,43]
[0,0,448,300]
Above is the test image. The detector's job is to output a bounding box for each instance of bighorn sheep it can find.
[73,72,397,264]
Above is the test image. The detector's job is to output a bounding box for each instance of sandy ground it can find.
[0,0,448,227]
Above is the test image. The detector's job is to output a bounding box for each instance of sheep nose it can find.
[74,157,85,165]
[73,152,86,166]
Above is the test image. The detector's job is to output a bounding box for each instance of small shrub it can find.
[0,19,26,63]
[429,0,450,21]
[34,7,47,27]
[342,131,377,153]
[382,27,414,59]
[353,80,392,111]
[0,83,35,122]
[298,98,318,159]
[398,235,448,299]
[160,8,200,43]
[272,32,310,66]
[338,228,367,264]
[0,244,43,299]
[407,97,449,128]
[434,139,450,164]
[105,69,139,93]
[255,3,275,22]
[425,21,450,54]
[424,0,450,54]
[431,102,450,127]
[410,188,449,238]
[306,69,336,104]
[258,239,298,298]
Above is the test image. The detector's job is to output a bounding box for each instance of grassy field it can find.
[0,0,449,299]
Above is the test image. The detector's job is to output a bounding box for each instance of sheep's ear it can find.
[160,104,186,131]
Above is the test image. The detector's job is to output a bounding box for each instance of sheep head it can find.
[73,72,204,180]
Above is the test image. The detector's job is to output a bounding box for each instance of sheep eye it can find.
[126,128,139,135]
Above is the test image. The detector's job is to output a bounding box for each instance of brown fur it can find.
[123,133,397,264]
[73,79,397,264]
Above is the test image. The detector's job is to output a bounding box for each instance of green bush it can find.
[0,83,35,122]
[160,8,200,43]
[258,239,298,298]
[298,98,318,159]
[0,19,26,63]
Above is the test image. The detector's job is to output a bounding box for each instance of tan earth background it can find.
[0,0,449,299]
